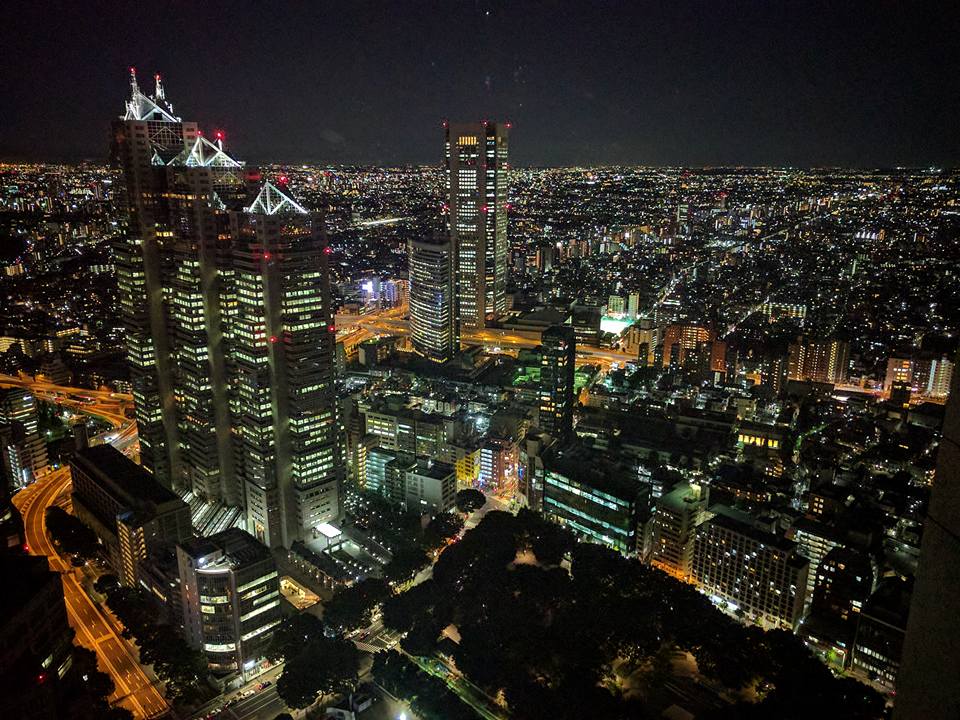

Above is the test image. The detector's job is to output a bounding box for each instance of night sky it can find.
[2,1,958,167]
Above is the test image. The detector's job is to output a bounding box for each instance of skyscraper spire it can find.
[154,72,165,101]
[129,66,139,98]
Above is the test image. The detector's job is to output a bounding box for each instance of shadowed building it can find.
[895,353,960,718]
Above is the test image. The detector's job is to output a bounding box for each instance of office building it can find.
[787,336,850,384]
[0,387,48,489]
[70,445,192,586]
[802,546,875,669]
[693,514,809,630]
[538,324,576,442]
[649,482,709,580]
[113,72,344,547]
[791,517,845,610]
[402,459,457,513]
[230,183,343,549]
[445,121,509,328]
[853,577,911,692]
[408,234,458,362]
[178,528,281,677]
[363,446,398,495]
[542,443,648,555]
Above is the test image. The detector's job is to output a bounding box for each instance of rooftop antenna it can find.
[129,66,139,97]
[154,72,165,101]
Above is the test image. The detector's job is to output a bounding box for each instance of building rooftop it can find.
[544,442,639,500]
[180,527,272,569]
[74,445,181,507]
[705,512,800,555]
[0,555,58,616]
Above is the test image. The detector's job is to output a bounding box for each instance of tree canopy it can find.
[45,506,99,559]
[380,509,885,720]
[454,488,486,514]
[271,616,361,709]
[322,578,392,633]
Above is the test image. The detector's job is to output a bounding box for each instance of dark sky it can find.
[1,1,958,167]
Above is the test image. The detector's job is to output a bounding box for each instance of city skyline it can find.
[2,7,959,719]
[1,2,959,167]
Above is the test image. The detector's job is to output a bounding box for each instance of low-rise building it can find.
[70,445,192,586]
[178,528,281,678]
[542,443,648,555]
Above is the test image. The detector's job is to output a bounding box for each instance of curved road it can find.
[14,470,168,718]
[6,374,165,718]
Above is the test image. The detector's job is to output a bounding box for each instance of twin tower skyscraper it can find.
[113,69,341,549]
[409,121,510,362]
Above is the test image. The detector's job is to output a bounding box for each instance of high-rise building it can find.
[787,336,850,384]
[113,71,343,548]
[0,555,74,720]
[177,528,281,677]
[445,121,509,328]
[113,69,199,487]
[538,325,576,442]
[408,234,458,362]
[0,387,48,489]
[230,183,342,549]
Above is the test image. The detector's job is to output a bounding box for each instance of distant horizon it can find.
[0,156,953,173]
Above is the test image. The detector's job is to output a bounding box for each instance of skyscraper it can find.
[113,71,343,548]
[230,183,342,548]
[539,324,576,442]
[408,234,458,362]
[445,121,509,329]
[113,68,199,487]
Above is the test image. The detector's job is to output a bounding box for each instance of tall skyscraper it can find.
[445,121,509,329]
[408,234,458,362]
[113,69,199,487]
[230,183,342,548]
[113,71,342,548]
[539,325,576,442]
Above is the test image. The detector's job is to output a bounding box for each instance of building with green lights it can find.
[541,442,648,554]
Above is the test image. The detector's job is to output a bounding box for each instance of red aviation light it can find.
[481,205,489,214]
[215,130,224,140]
[328,325,336,333]
[268,335,278,344]
[278,175,289,185]
[505,121,513,129]
[129,66,136,74]
[505,203,513,211]
[324,246,333,255]
[37,672,48,684]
